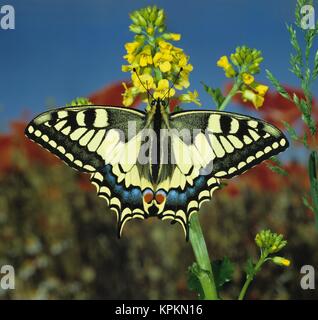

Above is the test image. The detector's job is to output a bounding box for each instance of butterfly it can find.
[25,98,289,239]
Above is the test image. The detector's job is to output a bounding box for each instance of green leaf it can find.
[287,24,303,73]
[211,257,234,290]
[267,156,288,176]
[219,181,228,189]
[301,110,316,135]
[66,97,92,107]
[187,262,205,300]
[313,50,318,80]
[245,258,256,279]
[173,105,184,112]
[265,70,291,100]
[308,151,318,229]
[302,195,314,212]
[266,163,288,176]
[302,131,309,148]
[282,120,299,142]
[269,156,281,165]
[201,81,225,109]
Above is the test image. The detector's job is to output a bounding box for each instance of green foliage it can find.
[187,262,205,299]
[266,0,318,231]
[66,97,92,107]
[245,258,256,279]
[287,24,303,78]
[265,70,290,100]
[282,121,299,142]
[173,105,184,112]
[302,195,314,212]
[309,151,318,229]
[313,50,318,80]
[266,163,288,177]
[201,81,225,109]
[266,156,288,176]
[211,257,234,291]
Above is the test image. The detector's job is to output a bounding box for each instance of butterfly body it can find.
[25,101,289,239]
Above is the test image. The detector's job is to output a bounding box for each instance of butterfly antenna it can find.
[162,67,183,102]
[133,68,154,100]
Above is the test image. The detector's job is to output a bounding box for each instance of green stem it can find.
[238,255,265,300]
[189,213,218,300]
[218,79,242,111]
[308,151,318,230]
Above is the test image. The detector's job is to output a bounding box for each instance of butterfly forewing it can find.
[170,110,289,179]
[25,105,146,172]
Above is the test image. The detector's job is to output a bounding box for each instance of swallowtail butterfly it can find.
[25,99,289,239]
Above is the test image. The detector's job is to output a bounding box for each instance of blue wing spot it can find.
[166,175,208,207]
[102,165,143,205]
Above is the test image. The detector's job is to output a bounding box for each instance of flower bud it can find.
[272,256,291,267]
[129,24,142,34]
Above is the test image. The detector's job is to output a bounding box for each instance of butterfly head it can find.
[150,98,167,111]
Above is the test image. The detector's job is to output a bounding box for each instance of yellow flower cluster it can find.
[241,72,269,109]
[217,47,268,109]
[122,6,200,107]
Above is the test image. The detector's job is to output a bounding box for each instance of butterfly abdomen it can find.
[150,102,162,183]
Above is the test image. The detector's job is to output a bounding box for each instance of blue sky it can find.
[0,0,317,132]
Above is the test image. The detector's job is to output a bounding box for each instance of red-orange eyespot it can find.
[155,191,166,204]
[143,190,154,204]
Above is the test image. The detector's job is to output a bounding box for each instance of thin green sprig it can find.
[238,230,290,300]
[266,0,318,229]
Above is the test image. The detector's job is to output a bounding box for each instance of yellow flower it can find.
[217,56,231,69]
[242,89,264,109]
[158,40,173,51]
[179,90,201,106]
[254,84,269,96]
[123,8,195,107]
[242,73,255,85]
[124,53,135,64]
[217,56,236,78]
[154,79,175,99]
[170,33,181,41]
[124,41,143,64]
[175,71,190,90]
[125,41,141,54]
[122,83,135,106]
[138,45,153,67]
[121,65,130,72]
[132,73,154,92]
[272,256,291,267]
[153,51,173,72]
